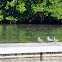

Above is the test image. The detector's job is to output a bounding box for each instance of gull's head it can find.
[53,37,55,40]
[47,36,49,39]
[38,37,40,39]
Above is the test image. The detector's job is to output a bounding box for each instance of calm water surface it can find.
[0,24,62,43]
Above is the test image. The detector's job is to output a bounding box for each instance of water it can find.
[0,24,62,43]
[0,57,62,62]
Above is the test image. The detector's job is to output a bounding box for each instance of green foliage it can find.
[16,3,27,13]
[6,16,18,21]
[31,1,46,14]
[0,15,3,21]
[5,5,9,10]
[45,0,62,19]
[0,0,62,22]
[0,10,4,21]
[6,1,16,7]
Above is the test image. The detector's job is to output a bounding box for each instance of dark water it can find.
[0,24,62,43]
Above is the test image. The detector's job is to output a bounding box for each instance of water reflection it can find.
[0,24,62,43]
[0,57,62,62]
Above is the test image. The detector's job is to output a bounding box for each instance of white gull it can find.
[47,36,53,42]
[38,37,44,43]
[53,37,60,43]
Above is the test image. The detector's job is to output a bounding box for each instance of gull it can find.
[38,37,44,43]
[47,36,53,42]
[53,37,60,43]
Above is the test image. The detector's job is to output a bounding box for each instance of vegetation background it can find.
[0,0,62,24]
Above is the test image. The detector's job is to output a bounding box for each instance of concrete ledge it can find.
[0,43,62,59]
[0,46,62,54]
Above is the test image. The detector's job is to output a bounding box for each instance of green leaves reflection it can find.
[0,24,62,43]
